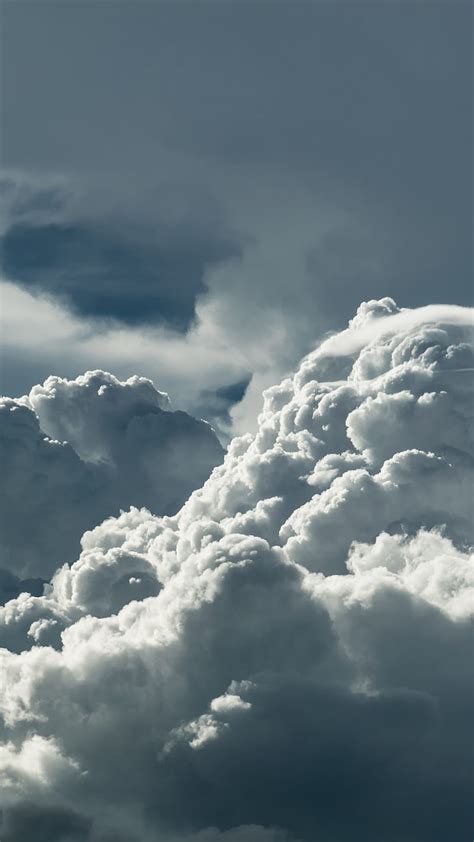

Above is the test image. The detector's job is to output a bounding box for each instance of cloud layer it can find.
[0,299,472,841]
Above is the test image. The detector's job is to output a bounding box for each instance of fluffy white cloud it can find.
[0,300,472,841]
[0,371,224,582]
[28,370,171,462]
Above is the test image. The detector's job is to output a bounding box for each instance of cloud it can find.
[1,176,244,330]
[1,1,471,449]
[0,278,251,431]
[0,370,223,582]
[0,300,472,841]
[192,378,252,443]
[1,167,470,443]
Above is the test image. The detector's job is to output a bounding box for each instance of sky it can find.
[0,2,473,841]
[1,0,472,434]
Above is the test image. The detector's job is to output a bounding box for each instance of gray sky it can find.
[1,0,472,431]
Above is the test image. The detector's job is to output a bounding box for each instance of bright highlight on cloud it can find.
[0,299,472,841]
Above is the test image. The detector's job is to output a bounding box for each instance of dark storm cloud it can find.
[1,182,244,329]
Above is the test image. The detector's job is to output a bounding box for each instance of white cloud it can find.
[0,370,223,582]
[0,300,472,841]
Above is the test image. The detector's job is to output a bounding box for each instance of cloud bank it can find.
[0,299,472,841]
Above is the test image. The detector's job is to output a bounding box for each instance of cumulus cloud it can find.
[0,300,472,841]
[0,371,223,582]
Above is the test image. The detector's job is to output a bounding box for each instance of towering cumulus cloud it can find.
[0,299,472,841]
[0,371,224,586]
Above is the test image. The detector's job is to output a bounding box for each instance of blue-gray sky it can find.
[1,0,471,431]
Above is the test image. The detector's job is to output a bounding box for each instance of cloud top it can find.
[0,370,224,582]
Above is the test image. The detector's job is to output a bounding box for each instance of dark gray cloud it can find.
[1,180,243,329]
[4,2,470,188]
[2,1,471,308]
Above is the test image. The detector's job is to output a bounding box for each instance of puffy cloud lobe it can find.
[0,371,224,580]
[0,300,472,841]
[281,448,473,573]
[28,370,172,462]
